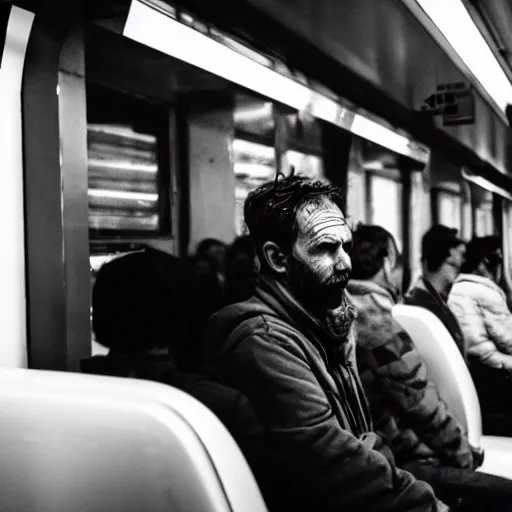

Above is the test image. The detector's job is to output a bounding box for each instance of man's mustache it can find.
[324,270,351,288]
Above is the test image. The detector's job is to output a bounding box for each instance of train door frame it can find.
[22,0,90,371]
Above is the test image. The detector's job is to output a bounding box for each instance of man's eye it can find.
[343,241,353,254]
[319,242,336,251]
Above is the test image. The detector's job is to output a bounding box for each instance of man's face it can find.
[441,243,466,285]
[206,244,227,272]
[286,199,353,313]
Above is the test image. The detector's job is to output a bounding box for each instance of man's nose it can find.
[335,248,351,272]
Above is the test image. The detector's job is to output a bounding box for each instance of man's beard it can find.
[286,255,357,340]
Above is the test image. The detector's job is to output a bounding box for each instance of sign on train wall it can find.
[421,82,475,126]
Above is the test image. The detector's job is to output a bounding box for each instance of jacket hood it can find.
[204,298,272,363]
[453,273,505,297]
[347,280,396,311]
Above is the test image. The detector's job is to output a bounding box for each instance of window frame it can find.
[86,83,175,240]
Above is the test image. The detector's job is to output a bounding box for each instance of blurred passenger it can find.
[196,237,227,288]
[449,237,512,426]
[80,248,267,484]
[449,236,512,372]
[203,176,440,512]
[348,225,512,511]
[405,225,467,358]
[187,254,226,370]
[225,235,257,304]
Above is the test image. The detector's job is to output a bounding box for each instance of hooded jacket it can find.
[347,279,473,470]
[448,273,512,371]
[203,274,438,512]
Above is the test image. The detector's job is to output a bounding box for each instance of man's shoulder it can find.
[230,311,309,352]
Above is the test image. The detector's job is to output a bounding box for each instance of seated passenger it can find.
[196,237,228,289]
[187,254,226,370]
[80,248,267,488]
[405,225,466,358]
[203,176,441,512]
[449,236,512,372]
[225,235,257,304]
[347,225,512,511]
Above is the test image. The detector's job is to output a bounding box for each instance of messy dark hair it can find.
[243,175,345,267]
[461,236,502,274]
[351,225,399,279]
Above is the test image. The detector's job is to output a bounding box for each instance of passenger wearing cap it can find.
[405,225,467,359]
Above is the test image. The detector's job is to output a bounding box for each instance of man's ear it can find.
[262,241,288,274]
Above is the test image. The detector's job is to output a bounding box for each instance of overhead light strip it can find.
[414,0,512,116]
[124,0,429,164]
[461,168,512,201]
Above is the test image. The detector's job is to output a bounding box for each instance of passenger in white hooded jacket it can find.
[448,236,512,371]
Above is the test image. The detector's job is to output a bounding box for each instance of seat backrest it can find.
[392,305,482,447]
[0,368,268,512]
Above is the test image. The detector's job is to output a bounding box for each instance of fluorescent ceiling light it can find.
[351,115,416,160]
[461,168,512,200]
[415,0,512,115]
[124,0,429,164]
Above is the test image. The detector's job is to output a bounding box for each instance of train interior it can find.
[3,0,512,509]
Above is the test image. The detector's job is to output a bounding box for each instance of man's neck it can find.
[425,272,451,299]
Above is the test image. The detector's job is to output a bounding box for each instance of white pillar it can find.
[0,7,34,368]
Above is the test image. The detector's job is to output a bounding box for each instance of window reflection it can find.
[88,124,161,231]
[233,139,275,235]
[475,202,494,236]
[370,175,403,252]
[437,190,462,232]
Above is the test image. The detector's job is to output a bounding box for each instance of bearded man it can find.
[203,176,439,512]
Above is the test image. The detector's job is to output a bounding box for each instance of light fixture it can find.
[415,0,512,115]
[124,0,429,164]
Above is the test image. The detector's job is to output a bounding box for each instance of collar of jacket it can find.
[346,279,396,312]
[454,273,506,298]
[254,273,356,359]
[418,276,450,304]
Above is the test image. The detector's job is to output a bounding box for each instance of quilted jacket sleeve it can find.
[363,316,473,469]
[221,330,438,512]
[449,284,512,371]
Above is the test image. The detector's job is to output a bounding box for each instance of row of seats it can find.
[0,369,268,512]
[1,305,512,510]
[393,305,512,480]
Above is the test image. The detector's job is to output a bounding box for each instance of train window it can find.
[234,94,274,141]
[437,189,462,232]
[232,94,325,235]
[346,169,367,229]
[475,201,494,236]
[370,175,403,252]
[281,150,324,179]
[86,86,171,236]
[233,138,275,236]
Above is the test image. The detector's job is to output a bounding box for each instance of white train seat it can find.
[0,368,268,512]
[393,304,512,480]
